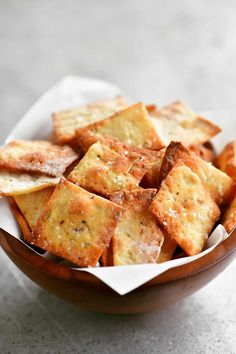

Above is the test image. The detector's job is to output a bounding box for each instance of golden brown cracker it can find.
[217,141,236,182]
[0,140,78,177]
[222,196,236,234]
[151,163,220,256]
[68,142,147,197]
[53,96,128,145]
[109,189,164,265]
[32,179,122,267]
[160,141,234,205]
[150,101,221,146]
[76,103,164,152]
[8,197,32,242]
[14,187,54,230]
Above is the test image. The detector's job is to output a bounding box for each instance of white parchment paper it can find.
[0,76,231,295]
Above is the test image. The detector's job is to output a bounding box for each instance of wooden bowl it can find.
[1,228,236,314]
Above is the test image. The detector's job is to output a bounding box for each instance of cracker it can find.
[32,179,122,267]
[189,143,216,163]
[222,196,236,234]
[76,103,164,152]
[53,96,128,145]
[160,141,234,205]
[8,197,32,242]
[101,137,164,183]
[100,136,160,162]
[0,171,60,196]
[68,141,148,197]
[149,101,221,146]
[151,163,220,256]
[0,140,78,177]
[101,137,165,178]
[156,233,177,263]
[14,187,54,230]
[109,189,164,265]
[217,141,236,182]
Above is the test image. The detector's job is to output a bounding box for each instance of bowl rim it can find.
[1,227,236,292]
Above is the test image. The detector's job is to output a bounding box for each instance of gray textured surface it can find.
[0,1,236,353]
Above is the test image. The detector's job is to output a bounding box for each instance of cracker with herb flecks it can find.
[32,179,123,267]
[100,137,164,181]
[0,140,78,177]
[100,137,166,189]
[109,189,164,265]
[53,96,128,145]
[149,101,221,146]
[100,136,160,163]
[160,141,234,205]
[14,187,54,230]
[68,141,149,197]
[101,137,165,186]
[151,163,220,256]
[76,103,164,152]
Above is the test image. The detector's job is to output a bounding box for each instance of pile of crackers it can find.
[1,98,236,267]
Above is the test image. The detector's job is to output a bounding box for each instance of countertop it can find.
[1,1,236,353]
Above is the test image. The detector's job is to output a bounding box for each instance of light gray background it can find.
[1,1,236,353]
